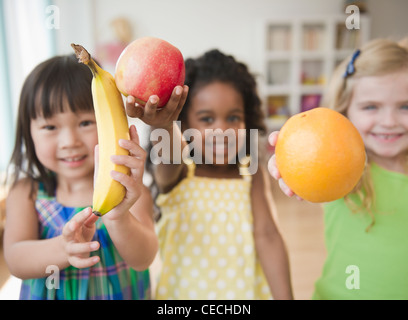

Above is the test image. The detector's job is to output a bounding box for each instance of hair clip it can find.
[343,49,361,78]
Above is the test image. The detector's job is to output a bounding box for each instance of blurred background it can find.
[1,0,408,170]
[1,0,408,299]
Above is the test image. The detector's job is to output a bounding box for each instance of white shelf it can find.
[258,14,370,129]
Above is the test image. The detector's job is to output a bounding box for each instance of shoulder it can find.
[4,178,39,243]
[7,178,38,204]
[6,178,38,220]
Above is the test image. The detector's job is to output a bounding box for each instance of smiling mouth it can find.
[207,143,235,152]
[371,133,404,141]
[61,155,87,162]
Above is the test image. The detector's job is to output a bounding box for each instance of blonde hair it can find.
[321,37,408,231]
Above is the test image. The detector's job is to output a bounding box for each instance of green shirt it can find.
[313,163,408,300]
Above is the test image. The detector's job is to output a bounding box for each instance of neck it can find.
[195,163,241,179]
[56,174,94,207]
[368,152,408,175]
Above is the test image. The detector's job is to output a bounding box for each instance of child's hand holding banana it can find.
[96,124,147,221]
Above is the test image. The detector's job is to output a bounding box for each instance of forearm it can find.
[5,236,70,280]
[151,122,187,190]
[256,233,294,300]
[151,121,187,163]
[103,213,158,271]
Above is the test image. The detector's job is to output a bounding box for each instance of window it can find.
[0,0,56,173]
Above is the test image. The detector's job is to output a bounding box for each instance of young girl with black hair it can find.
[3,54,158,299]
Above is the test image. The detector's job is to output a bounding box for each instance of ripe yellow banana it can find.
[72,44,130,216]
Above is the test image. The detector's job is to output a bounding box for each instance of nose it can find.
[59,127,82,149]
[380,108,398,128]
[213,119,231,132]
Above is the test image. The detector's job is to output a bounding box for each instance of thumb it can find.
[268,131,280,147]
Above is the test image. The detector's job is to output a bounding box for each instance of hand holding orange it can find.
[274,107,366,203]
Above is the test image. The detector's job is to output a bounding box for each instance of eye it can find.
[199,116,214,124]
[228,115,243,122]
[400,104,408,111]
[362,105,377,111]
[42,124,56,131]
[80,120,95,127]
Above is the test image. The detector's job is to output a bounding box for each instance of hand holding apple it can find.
[125,85,189,129]
[115,37,186,108]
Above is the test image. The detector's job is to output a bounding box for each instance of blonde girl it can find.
[269,38,408,299]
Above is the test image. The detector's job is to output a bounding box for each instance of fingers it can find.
[84,211,100,228]
[278,178,302,200]
[268,131,279,148]
[110,149,145,186]
[69,254,100,269]
[133,85,188,127]
[168,85,189,115]
[125,96,144,118]
[129,124,140,146]
[66,241,100,256]
[142,95,160,122]
[115,125,146,162]
[178,85,189,110]
[267,150,302,200]
[110,170,141,196]
[62,207,101,268]
[278,178,295,198]
[63,207,94,241]
[115,137,146,163]
[268,155,281,180]
[111,127,146,187]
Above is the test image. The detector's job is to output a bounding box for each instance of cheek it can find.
[33,139,57,166]
[236,129,246,148]
[85,133,98,161]
[89,133,99,150]
[347,112,372,136]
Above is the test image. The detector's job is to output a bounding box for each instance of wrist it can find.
[102,210,132,227]
[151,121,175,132]
[55,235,72,269]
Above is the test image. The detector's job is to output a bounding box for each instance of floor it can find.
[0,177,327,300]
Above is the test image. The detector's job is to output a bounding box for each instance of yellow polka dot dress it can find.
[155,160,272,300]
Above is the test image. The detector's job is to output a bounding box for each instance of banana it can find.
[72,44,130,216]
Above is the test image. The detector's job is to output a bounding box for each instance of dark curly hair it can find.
[146,49,266,219]
[179,49,266,137]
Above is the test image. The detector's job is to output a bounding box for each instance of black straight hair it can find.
[5,54,94,197]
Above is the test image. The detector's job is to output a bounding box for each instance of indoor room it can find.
[1,0,408,300]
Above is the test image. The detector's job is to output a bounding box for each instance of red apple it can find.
[115,37,185,108]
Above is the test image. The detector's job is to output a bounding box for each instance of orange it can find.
[275,107,366,203]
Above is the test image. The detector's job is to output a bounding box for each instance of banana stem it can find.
[93,211,102,217]
[71,43,99,77]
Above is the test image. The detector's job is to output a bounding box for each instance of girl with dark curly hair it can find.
[126,49,293,300]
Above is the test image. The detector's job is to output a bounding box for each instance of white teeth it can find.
[374,134,400,140]
[64,156,84,162]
